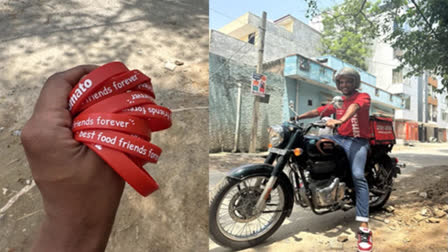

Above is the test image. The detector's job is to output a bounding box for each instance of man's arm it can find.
[295,109,320,120]
[21,65,125,252]
[339,103,360,123]
[326,103,360,128]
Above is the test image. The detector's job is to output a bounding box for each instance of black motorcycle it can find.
[209,98,405,250]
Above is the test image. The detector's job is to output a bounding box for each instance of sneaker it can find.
[357,227,373,252]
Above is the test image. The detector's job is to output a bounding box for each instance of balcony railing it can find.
[284,54,404,109]
[428,96,438,106]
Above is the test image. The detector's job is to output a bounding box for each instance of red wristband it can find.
[69,62,128,115]
[68,62,172,196]
[74,129,161,162]
[73,113,151,138]
[87,143,158,195]
[77,70,154,111]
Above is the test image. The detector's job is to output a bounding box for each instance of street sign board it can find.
[251,73,266,97]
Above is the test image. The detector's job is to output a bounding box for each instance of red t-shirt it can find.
[317,92,371,139]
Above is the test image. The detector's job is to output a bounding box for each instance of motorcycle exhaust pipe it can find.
[397,162,406,168]
[392,157,406,168]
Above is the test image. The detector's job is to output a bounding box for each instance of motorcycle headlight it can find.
[268,125,284,147]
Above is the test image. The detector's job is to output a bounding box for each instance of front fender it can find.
[227,163,295,217]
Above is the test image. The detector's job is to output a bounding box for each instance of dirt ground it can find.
[209,150,448,252]
[0,0,208,251]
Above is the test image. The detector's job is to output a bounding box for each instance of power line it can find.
[366,59,400,67]
[210,8,239,23]
[209,33,261,80]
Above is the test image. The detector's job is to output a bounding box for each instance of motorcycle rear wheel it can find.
[209,175,289,250]
[369,156,393,211]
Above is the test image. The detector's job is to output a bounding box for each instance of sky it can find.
[210,0,343,30]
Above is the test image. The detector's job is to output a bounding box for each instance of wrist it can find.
[33,212,114,252]
[33,187,123,252]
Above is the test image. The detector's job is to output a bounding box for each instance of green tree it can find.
[319,0,381,70]
[386,0,448,91]
[305,0,448,90]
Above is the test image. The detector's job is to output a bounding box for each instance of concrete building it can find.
[310,10,448,143]
[210,12,404,152]
[367,17,448,143]
[210,13,322,66]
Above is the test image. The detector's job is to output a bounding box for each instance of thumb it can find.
[34,65,98,114]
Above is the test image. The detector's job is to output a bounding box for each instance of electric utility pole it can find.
[249,11,267,153]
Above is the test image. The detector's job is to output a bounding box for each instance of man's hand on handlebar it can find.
[325,119,343,128]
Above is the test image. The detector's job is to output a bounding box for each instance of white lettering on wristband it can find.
[147,148,160,161]
[68,79,93,110]
[124,106,146,114]
[138,83,153,92]
[78,130,151,157]
[96,116,131,128]
[131,93,152,100]
[73,117,94,128]
[78,130,96,139]
[146,107,171,120]
[84,86,114,104]
[112,74,138,90]
[117,137,147,155]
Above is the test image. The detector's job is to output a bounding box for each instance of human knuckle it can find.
[20,121,38,146]
[46,72,64,83]
[21,120,51,147]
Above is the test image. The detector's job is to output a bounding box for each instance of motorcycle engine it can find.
[308,177,346,208]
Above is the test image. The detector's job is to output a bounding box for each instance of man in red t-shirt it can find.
[295,67,373,252]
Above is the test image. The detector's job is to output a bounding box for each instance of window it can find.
[432,105,438,122]
[299,58,310,71]
[392,68,403,83]
[375,88,379,96]
[432,86,437,98]
[429,104,433,119]
[428,84,434,97]
[248,33,255,45]
[430,105,437,122]
[442,111,447,121]
[404,96,411,110]
[308,99,313,106]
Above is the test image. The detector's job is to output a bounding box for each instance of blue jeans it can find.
[325,134,370,222]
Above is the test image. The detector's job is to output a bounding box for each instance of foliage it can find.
[317,0,382,70]
[304,0,448,91]
[386,0,448,92]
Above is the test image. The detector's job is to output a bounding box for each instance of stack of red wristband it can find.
[69,62,172,196]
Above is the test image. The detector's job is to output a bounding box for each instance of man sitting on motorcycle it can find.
[294,67,373,252]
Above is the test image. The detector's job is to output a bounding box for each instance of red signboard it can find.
[369,116,396,145]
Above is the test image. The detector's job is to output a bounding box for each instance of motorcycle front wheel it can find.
[209,175,289,250]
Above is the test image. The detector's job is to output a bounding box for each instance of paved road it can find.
[208,144,448,251]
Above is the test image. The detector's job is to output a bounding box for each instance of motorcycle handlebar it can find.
[311,121,326,128]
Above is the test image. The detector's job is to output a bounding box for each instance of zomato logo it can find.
[69,79,93,111]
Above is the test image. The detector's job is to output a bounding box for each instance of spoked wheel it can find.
[368,156,393,211]
[209,175,289,250]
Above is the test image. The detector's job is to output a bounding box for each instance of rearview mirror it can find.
[332,96,343,109]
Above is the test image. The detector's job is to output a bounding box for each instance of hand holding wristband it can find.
[69,62,172,196]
